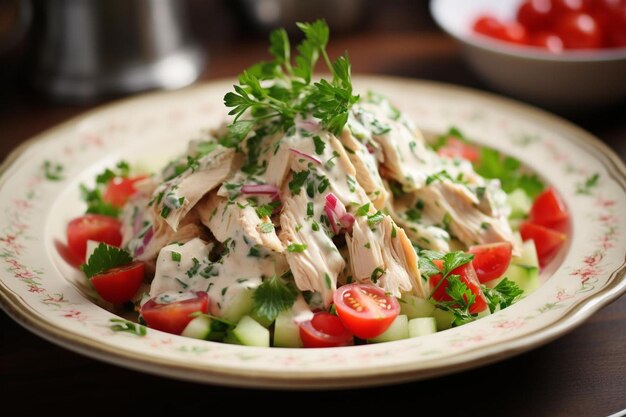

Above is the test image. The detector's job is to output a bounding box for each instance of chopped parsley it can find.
[109,318,147,336]
[252,274,298,322]
[171,251,182,262]
[312,135,326,155]
[81,243,133,279]
[482,278,524,313]
[287,243,307,253]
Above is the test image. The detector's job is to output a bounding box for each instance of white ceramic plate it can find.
[1,76,625,389]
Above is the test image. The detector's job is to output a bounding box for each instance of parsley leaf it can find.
[223,20,359,144]
[287,243,307,252]
[482,278,524,313]
[252,274,298,322]
[288,170,309,195]
[110,318,147,336]
[81,243,133,279]
[474,147,544,199]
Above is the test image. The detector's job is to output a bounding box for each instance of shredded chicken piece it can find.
[279,193,345,306]
[151,146,235,232]
[197,192,283,253]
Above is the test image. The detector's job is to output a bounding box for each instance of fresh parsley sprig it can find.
[482,278,524,313]
[419,250,479,326]
[222,19,359,146]
[252,274,298,323]
[110,318,147,336]
[81,243,133,279]
[80,160,131,217]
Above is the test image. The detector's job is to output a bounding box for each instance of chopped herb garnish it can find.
[324,272,332,289]
[346,175,356,192]
[252,274,298,322]
[356,203,370,216]
[289,170,310,195]
[81,243,133,279]
[287,243,307,253]
[367,210,384,227]
[171,251,182,262]
[370,267,385,283]
[259,222,275,233]
[110,318,146,336]
[482,278,524,313]
[43,160,64,181]
[313,135,326,155]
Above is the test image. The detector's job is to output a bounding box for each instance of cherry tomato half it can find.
[469,242,513,283]
[103,176,146,208]
[519,221,567,266]
[91,261,144,304]
[141,291,210,335]
[67,214,122,263]
[529,188,569,231]
[299,312,353,348]
[429,260,488,314]
[437,138,480,162]
[333,284,400,339]
[473,15,506,38]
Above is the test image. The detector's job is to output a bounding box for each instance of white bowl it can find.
[431,0,626,109]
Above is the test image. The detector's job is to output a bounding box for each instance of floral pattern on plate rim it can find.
[0,78,624,375]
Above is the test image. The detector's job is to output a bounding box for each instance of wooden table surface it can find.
[1,3,625,415]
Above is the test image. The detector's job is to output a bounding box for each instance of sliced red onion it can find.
[366,142,376,154]
[324,192,353,234]
[241,183,280,196]
[289,148,322,165]
[324,204,340,235]
[339,213,355,231]
[134,226,154,257]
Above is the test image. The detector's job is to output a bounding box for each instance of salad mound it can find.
[66,20,569,347]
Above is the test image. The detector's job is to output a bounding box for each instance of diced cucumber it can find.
[220,287,254,323]
[518,239,540,267]
[400,293,435,319]
[181,315,212,340]
[504,263,539,294]
[489,239,540,293]
[273,310,303,348]
[408,317,437,338]
[507,188,532,221]
[369,315,409,343]
[433,308,454,331]
[232,315,270,347]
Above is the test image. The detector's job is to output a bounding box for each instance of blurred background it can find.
[1,0,624,160]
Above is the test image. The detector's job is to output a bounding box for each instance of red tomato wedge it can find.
[555,12,602,49]
[67,214,122,263]
[141,291,209,335]
[299,312,353,348]
[429,260,488,314]
[517,0,554,32]
[530,188,569,231]
[333,284,400,339]
[520,221,566,266]
[91,261,144,304]
[103,175,146,208]
[469,242,513,283]
[437,138,480,162]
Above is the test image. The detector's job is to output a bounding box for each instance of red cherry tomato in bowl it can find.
[299,312,353,348]
[468,242,513,283]
[555,12,603,49]
[91,261,144,304]
[473,15,506,38]
[333,284,400,339]
[517,0,554,32]
[141,291,210,335]
[67,214,122,263]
